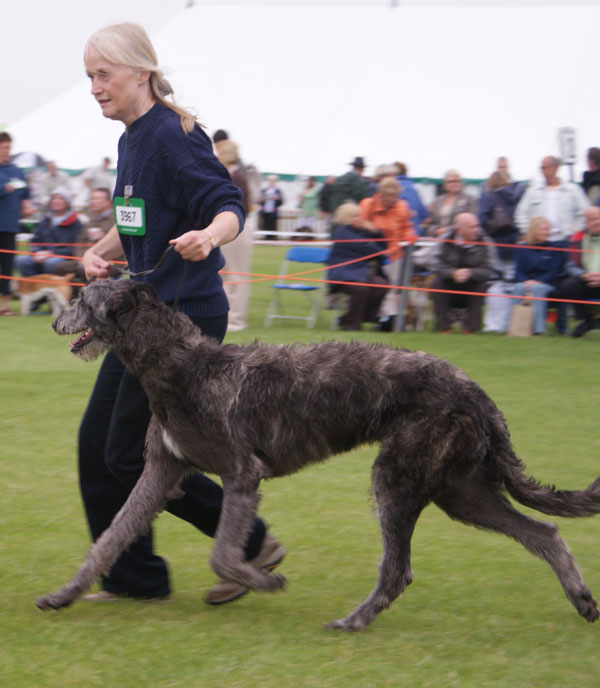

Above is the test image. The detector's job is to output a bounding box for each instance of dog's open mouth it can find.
[70,328,94,352]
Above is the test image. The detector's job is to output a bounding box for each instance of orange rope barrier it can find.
[3,238,598,307]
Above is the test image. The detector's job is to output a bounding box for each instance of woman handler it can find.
[79,23,285,604]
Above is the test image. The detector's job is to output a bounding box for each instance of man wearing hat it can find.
[15,187,82,277]
[328,157,371,215]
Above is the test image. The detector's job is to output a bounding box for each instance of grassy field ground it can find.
[2,245,599,687]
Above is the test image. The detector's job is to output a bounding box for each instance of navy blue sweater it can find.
[513,241,568,286]
[115,104,246,318]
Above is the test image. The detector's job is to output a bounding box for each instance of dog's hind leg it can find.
[36,448,185,610]
[327,456,427,631]
[210,470,286,593]
[434,477,599,623]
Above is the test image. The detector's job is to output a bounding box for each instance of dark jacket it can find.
[31,212,82,256]
[513,241,569,286]
[582,168,600,196]
[329,171,371,214]
[327,224,386,285]
[115,104,245,318]
[0,162,29,233]
[433,228,494,283]
[478,184,523,236]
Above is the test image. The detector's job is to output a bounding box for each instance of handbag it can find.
[507,297,534,337]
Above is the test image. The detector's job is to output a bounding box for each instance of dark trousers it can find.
[338,276,388,330]
[0,231,16,296]
[558,276,600,320]
[78,313,266,597]
[432,277,486,331]
[262,212,278,240]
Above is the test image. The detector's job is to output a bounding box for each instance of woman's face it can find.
[535,222,550,243]
[444,177,462,193]
[85,48,150,125]
[380,192,397,210]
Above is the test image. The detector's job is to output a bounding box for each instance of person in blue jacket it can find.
[0,132,33,315]
[328,201,388,330]
[508,216,569,335]
[78,22,285,606]
[395,162,429,236]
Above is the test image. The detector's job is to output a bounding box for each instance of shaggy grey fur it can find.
[37,279,600,629]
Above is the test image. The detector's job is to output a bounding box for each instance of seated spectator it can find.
[425,170,478,237]
[431,212,494,333]
[558,206,600,337]
[359,177,415,330]
[508,217,569,336]
[327,202,388,331]
[395,161,429,236]
[14,187,82,277]
[52,187,117,280]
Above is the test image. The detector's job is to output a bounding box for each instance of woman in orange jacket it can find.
[359,177,415,328]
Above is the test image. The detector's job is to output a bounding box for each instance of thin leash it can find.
[92,244,189,311]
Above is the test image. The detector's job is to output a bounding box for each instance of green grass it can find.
[1,245,599,687]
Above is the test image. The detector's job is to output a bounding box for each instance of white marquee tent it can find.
[8,4,600,181]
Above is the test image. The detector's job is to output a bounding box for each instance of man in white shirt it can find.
[515,156,588,241]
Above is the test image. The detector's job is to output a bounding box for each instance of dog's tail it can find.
[490,408,600,518]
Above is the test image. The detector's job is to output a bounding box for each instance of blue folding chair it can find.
[264,246,331,328]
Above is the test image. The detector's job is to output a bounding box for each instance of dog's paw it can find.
[36,593,73,611]
[575,589,599,623]
[258,571,287,592]
[325,616,366,632]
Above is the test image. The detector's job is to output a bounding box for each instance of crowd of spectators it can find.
[2,139,599,336]
[314,150,599,336]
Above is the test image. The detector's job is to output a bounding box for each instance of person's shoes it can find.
[204,534,287,606]
[571,319,593,338]
[81,590,171,602]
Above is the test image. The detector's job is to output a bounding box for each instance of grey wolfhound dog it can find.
[37,279,600,629]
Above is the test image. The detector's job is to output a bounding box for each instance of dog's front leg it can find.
[210,473,286,593]
[36,450,185,610]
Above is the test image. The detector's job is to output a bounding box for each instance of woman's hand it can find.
[81,225,123,279]
[170,230,213,261]
[170,211,240,261]
[82,248,112,279]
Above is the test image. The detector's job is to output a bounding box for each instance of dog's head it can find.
[52,279,159,361]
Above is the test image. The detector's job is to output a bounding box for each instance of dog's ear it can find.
[135,282,159,305]
[108,286,138,329]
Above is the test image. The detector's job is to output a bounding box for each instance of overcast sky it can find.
[3,0,594,126]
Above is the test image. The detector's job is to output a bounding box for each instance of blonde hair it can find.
[444,169,462,183]
[525,216,550,245]
[378,177,401,196]
[333,201,360,226]
[215,140,239,165]
[85,23,197,133]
